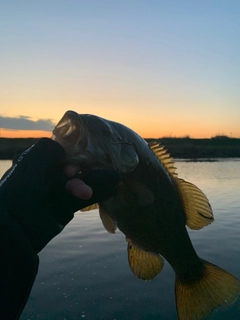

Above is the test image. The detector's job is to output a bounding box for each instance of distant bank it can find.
[0,136,240,160]
[146,136,240,159]
[0,138,38,160]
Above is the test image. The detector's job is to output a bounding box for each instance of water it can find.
[1,159,240,320]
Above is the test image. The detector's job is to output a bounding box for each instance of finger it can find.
[63,165,81,177]
[65,178,93,200]
[78,170,120,186]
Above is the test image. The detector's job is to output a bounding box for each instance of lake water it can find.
[1,159,240,320]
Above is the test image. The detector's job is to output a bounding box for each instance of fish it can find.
[52,110,240,320]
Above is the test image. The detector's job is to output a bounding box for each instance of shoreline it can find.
[0,137,240,160]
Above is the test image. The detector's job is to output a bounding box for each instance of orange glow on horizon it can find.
[0,128,219,139]
[0,129,52,138]
[0,126,238,140]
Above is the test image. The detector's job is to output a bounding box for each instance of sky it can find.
[1,1,240,138]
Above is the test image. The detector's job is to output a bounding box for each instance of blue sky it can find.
[1,1,240,138]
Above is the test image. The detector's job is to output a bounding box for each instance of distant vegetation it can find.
[0,138,38,160]
[146,135,240,159]
[0,136,240,160]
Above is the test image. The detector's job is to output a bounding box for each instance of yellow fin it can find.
[99,204,117,233]
[126,238,164,280]
[148,142,213,229]
[148,142,178,178]
[175,260,240,320]
[176,178,214,230]
[80,203,98,212]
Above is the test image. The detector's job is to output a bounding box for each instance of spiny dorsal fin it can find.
[176,178,214,230]
[80,203,98,212]
[99,204,117,234]
[149,142,213,230]
[126,238,164,280]
[148,142,178,178]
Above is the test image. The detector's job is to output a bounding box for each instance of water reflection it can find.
[1,160,240,319]
[177,160,240,183]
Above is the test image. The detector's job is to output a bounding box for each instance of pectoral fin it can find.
[126,238,164,280]
[99,204,117,233]
[127,180,155,206]
[81,203,99,212]
[176,178,214,229]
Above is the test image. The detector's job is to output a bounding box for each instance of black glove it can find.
[0,138,119,253]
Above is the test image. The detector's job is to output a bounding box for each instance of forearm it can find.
[0,203,39,320]
[0,138,119,319]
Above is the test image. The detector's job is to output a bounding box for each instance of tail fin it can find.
[175,260,240,320]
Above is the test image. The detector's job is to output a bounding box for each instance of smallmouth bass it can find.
[52,111,240,320]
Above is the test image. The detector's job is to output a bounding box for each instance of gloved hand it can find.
[0,138,119,253]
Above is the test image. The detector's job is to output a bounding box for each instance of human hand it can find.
[0,138,119,252]
[64,164,93,199]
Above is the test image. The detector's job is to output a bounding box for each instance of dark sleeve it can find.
[0,203,39,320]
[0,138,119,253]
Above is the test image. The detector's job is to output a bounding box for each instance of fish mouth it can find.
[53,111,117,173]
[52,110,86,151]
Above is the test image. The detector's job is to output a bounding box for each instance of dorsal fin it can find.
[126,238,164,280]
[148,141,214,230]
[148,142,178,178]
[176,178,214,229]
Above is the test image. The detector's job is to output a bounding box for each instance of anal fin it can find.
[126,238,164,280]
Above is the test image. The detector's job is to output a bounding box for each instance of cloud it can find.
[0,115,55,131]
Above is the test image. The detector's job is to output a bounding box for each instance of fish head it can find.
[52,110,139,173]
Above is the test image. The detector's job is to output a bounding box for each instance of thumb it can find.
[65,179,93,200]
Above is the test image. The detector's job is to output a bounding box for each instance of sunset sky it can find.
[1,1,240,138]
